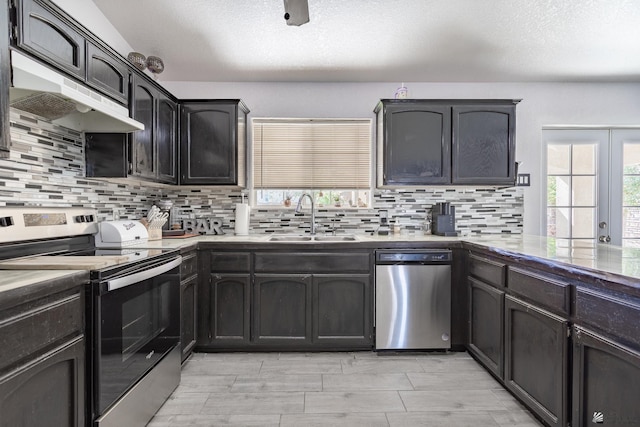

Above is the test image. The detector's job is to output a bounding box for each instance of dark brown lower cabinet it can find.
[253,274,312,346]
[504,295,568,427]
[573,326,640,427]
[468,276,504,378]
[180,275,198,361]
[0,336,85,427]
[313,274,372,348]
[206,273,251,348]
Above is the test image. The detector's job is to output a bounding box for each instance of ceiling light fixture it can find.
[283,0,309,26]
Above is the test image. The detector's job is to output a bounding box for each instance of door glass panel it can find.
[547,145,571,174]
[572,144,596,174]
[573,176,596,206]
[622,143,640,247]
[546,143,597,242]
[547,207,571,238]
[557,176,571,206]
[573,208,596,238]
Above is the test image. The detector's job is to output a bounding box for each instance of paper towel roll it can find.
[235,203,250,235]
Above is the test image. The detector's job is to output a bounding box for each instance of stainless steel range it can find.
[0,207,182,427]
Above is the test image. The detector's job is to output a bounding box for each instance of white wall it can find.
[162,81,640,235]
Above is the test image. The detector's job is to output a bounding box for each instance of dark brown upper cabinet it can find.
[14,0,86,80]
[130,71,178,184]
[452,104,517,185]
[375,99,519,186]
[180,100,249,186]
[86,41,129,105]
[130,76,155,180]
[377,102,451,185]
[12,0,132,106]
[157,96,178,183]
[1,1,10,158]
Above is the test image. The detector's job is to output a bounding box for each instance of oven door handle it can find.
[106,256,182,292]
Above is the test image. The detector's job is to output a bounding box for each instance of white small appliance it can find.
[94,220,149,247]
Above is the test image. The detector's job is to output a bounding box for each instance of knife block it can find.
[140,218,162,240]
[147,228,162,241]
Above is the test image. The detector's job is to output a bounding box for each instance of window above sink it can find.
[256,189,369,209]
[252,118,372,209]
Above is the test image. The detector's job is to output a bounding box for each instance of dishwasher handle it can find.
[375,250,452,264]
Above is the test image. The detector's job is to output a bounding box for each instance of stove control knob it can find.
[0,216,14,227]
[86,215,95,223]
[74,215,87,223]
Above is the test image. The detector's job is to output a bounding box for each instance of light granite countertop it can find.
[131,233,640,282]
[2,234,639,297]
[0,270,88,294]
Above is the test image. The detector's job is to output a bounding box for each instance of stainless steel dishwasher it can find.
[375,249,452,350]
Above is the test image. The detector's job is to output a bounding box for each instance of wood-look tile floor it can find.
[149,351,543,427]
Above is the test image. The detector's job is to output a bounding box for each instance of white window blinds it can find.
[253,118,371,189]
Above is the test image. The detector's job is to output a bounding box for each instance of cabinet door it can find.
[180,275,198,361]
[573,326,640,427]
[452,105,516,185]
[86,41,129,104]
[468,276,504,378]
[16,0,85,79]
[253,274,312,347]
[1,2,11,158]
[312,274,372,348]
[130,76,156,179]
[156,95,178,184]
[85,133,128,177]
[180,102,238,185]
[504,295,568,427]
[381,103,451,185]
[204,273,251,348]
[0,336,85,427]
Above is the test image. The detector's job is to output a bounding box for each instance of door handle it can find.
[598,235,611,243]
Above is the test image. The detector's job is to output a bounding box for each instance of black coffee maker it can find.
[431,202,457,236]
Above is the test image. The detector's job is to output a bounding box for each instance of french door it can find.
[544,129,640,248]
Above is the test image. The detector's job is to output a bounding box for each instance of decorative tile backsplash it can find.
[0,109,523,235]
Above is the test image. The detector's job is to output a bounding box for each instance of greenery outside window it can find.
[253,118,372,208]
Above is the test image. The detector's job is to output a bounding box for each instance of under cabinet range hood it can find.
[9,50,144,132]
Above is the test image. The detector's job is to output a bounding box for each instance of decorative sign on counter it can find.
[183,218,224,235]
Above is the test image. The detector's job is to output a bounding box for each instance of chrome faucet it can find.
[295,193,316,235]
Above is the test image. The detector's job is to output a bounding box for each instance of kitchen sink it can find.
[268,235,358,242]
[313,235,358,241]
[268,236,313,242]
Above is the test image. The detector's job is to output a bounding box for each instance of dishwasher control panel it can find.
[376,250,452,264]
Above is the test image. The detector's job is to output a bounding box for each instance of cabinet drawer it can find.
[507,267,570,315]
[180,251,198,278]
[468,253,506,287]
[0,289,83,371]
[575,287,640,349]
[210,251,251,272]
[255,252,371,273]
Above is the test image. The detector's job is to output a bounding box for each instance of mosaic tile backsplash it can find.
[0,110,523,235]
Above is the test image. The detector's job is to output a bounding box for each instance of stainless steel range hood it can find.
[9,50,144,132]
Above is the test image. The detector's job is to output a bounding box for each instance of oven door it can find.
[93,256,181,415]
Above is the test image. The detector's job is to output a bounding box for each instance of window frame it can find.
[250,117,374,209]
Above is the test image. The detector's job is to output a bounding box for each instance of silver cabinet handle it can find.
[106,256,182,292]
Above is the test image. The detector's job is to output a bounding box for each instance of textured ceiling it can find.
[92,0,640,82]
